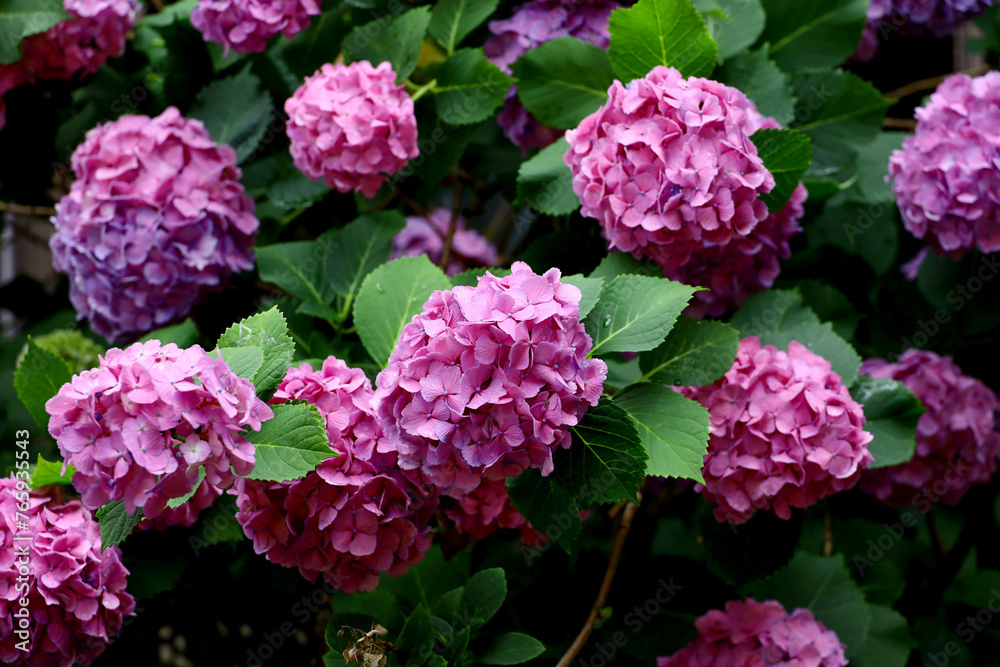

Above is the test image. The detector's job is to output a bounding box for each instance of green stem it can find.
[406,79,437,102]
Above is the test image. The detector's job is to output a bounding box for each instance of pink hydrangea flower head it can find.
[285,61,419,197]
[859,349,1000,506]
[45,340,272,518]
[888,71,1000,255]
[138,478,223,531]
[657,598,847,667]
[234,357,437,593]
[855,0,994,61]
[680,337,873,524]
[13,0,138,82]
[484,0,621,149]
[191,0,322,54]
[390,208,500,276]
[0,477,136,666]
[50,107,260,342]
[442,478,544,545]
[661,111,806,318]
[373,261,608,493]
[565,66,776,271]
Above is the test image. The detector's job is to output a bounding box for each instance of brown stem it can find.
[823,514,834,557]
[883,118,918,131]
[884,64,990,100]
[0,201,57,217]
[439,173,463,271]
[398,194,430,217]
[556,500,640,667]
[148,0,166,11]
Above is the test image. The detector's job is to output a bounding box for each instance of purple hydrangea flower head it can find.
[859,349,1000,506]
[660,111,806,318]
[45,340,272,518]
[285,61,419,197]
[50,107,260,342]
[888,71,1000,255]
[565,66,776,272]
[679,337,873,524]
[13,0,138,82]
[484,0,621,149]
[234,357,437,593]
[191,0,321,54]
[441,478,544,545]
[373,262,608,493]
[0,477,136,666]
[856,0,994,61]
[657,598,847,667]
[390,208,500,276]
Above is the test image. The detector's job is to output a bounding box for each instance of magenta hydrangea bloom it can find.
[390,208,500,277]
[12,0,138,82]
[50,107,260,342]
[658,598,847,667]
[0,477,136,666]
[484,0,620,149]
[234,357,437,594]
[191,0,321,54]
[565,66,776,272]
[680,337,873,524]
[138,478,223,531]
[442,478,544,545]
[856,0,994,61]
[373,261,608,493]
[45,340,272,518]
[859,349,1000,506]
[285,61,419,198]
[888,71,1000,256]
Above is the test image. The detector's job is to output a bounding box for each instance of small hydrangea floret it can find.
[285,61,419,197]
[45,340,272,518]
[859,349,1000,506]
[234,357,437,593]
[680,337,873,523]
[373,262,608,493]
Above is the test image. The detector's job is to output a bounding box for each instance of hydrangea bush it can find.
[4,0,1000,664]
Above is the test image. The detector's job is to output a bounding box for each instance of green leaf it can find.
[189,65,274,163]
[139,319,199,347]
[434,48,512,125]
[699,506,803,585]
[512,37,614,129]
[30,455,76,490]
[795,280,863,339]
[217,307,295,398]
[742,551,872,649]
[0,0,71,64]
[759,322,862,380]
[257,239,339,307]
[212,346,265,382]
[808,198,899,275]
[585,274,696,356]
[165,468,206,509]
[729,288,819,338]
[847,605,915,667]
[242,401,336,482]
[281,9,350,80]
[715,47,796,126]
[693,0,765,62]
[450,267,510,287]
[327,212,408,302]
[14,338,72,430]
[638,316,739,386]
[353,256,453,365]
[343,6,432,82]
[751,128,812,213]
[396,604,435,654]
[479,633,546,665]
[267,168,329,208]
[515,137,580,216]
[138,0,197,27]
[554,398,647,504]
[850,376,923,469]
[588,253,652,280]
[428,0,498,54]
[506,469,581,553]
[459,568,506,626]
[382,546,471,609]
[121,555,187,600]
[330,588,404,633]
[789,69,892,191]
[608,0,718,81]
[614,384,709,482]
[759,0,869,71]
[96,502,144,553]
[560,274,604,319]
